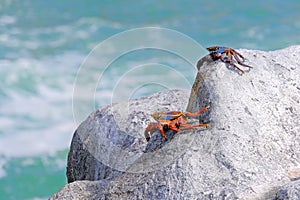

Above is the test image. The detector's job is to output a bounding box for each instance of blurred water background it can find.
[0,0,299,199]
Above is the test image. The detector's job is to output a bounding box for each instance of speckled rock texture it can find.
[50,46,300,200]
[66,89,191,183]
[274,179,300,200]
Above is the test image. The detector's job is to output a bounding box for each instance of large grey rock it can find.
[50,46,300,200]
[66,89,191,183]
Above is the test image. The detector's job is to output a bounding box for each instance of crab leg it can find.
[231,51,253,69]
[168,122,180,132]
[157,121,167,139]
[184,106,210,117]
[179,123,210,131]
[220,52,245,74]
[232,50,246,61]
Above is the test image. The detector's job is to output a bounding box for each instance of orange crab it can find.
[144,106,210,141]
[207,46,252,74]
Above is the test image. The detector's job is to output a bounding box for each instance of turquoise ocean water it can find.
[0,1,299,199]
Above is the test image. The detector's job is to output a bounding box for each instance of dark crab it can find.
[207,46,252,74]
[144,106,210,142]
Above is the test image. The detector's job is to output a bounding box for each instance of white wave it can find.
[0,158,7,178]
[31,197,48,200]
[0,121,74,157]
[0,53,85,157]
[0,88,75,156]
[0,15,16,26]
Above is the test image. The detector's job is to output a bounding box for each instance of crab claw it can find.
[144,122,158,142]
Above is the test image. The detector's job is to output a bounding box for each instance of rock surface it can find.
[66,89,191,183]
[274,179,300,200]
[50,46,300,200]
